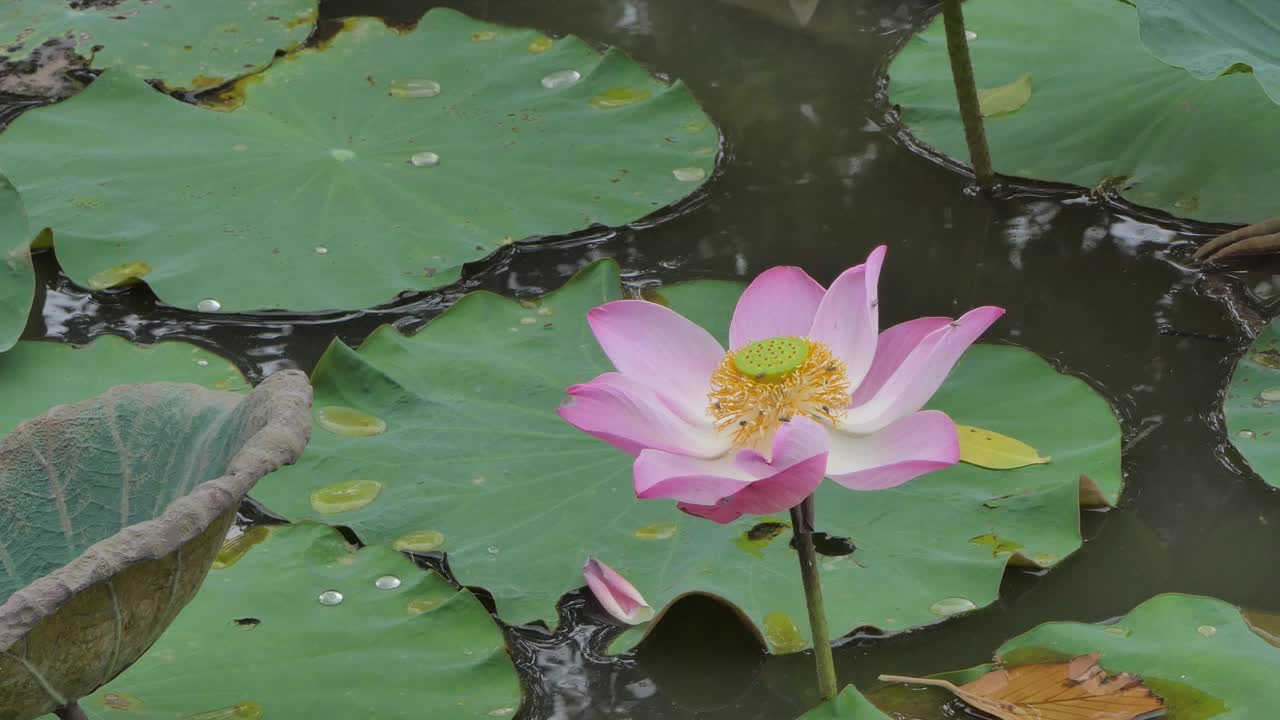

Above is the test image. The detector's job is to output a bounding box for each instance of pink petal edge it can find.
[826,410,959,490]
[558,372,728,458]
[729,266,825,350]
[842,306,1005,433]
[587,299,725,423]
[808,245,886,388]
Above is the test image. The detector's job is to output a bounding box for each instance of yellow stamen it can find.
[708,338,850,450]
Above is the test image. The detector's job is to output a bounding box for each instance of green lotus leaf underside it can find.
[0,175,34,353]
[1224,318,1280,488]
[982,594,1280,718]
[1134,0,1280,105]
[0,9,719,312]
[39,523,520,719]
[0,337,248,440]
[250,259,1121,652]
[3,372,312,720]
[0,0,317,96]
[889,0,1280,224]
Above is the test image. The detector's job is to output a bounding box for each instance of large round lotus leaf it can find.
[250,260,1120,651]
[0,337,248,439]
[47,523,520,720]
[0,9,719,313]
[0,175,34,353]
[0,371,311,720]
[965,594,1280,717]
[888,0,1280,224]
[1223,318,1280,488]
[1134,0,1280,105]
[0,0,317,96]
[798,687,891,719]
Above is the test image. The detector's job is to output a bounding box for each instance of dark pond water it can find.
[17,0,1280,717]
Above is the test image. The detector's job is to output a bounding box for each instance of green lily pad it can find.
[41,523,520,720]
[0,175,34,353]
[797,687,891,719]
[1223,318,1280,487]
[0,337,248,440]
[1134,0,1280,105]
[888,0,1280,224]
[250,260,1119,651]
[0,0,317,96]
[1,371,312,720]
[0,9,719,313]
[913,594,1279,718]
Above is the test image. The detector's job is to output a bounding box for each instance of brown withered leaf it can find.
[879,653,1166,720]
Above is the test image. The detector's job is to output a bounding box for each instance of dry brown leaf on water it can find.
[879,652,1166,720]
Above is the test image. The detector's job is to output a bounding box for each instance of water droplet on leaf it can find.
[1104,625,1132,637]
[318,590,344,606]
[929,597,977,616]
[965,30,978,40]
[196,298,222,313]
[314,246,328,254]
[541,69,581,89]
[1238,429,1257,440]
[388,78,441,98]
[375,575,402,590]
[409,151,440,167]
[315,406,387,437]
[673,167,706,182]
[487,545,500,555]
[394,529,446,553]
[310,479,383,514]
[1261,387,1280,402]
[196,359,210,366]
[1198,625,1217,638]
[330,148,357,162]
[472,30,497,41]
[231,143,248,152]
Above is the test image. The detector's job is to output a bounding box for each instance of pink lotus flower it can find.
[583,556,655,625]
[559,246,1003,523]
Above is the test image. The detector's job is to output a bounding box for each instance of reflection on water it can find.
[11,0,1280,717]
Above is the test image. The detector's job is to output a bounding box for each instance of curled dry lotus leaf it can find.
[0,370,312,720]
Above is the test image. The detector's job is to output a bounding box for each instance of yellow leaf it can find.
[978,73,1032,117]
[957,425,1050,470]
[880,653,1166,720]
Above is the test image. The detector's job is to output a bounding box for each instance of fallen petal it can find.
[583,556,655,625]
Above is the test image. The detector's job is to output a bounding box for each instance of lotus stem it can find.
[790,494,839,702]
[941,0,995,190]
[54,702,89,720]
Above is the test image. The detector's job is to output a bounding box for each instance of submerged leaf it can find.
[957,425,1050,469]
[880,653,1165,720]
[977,73,1032,116]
